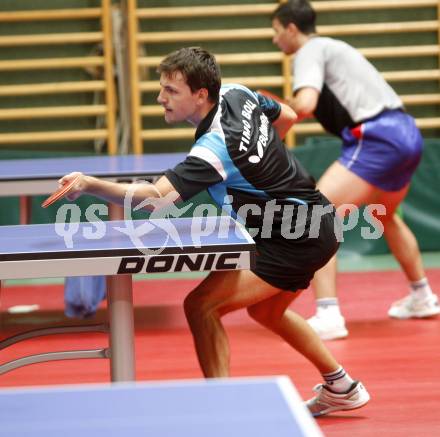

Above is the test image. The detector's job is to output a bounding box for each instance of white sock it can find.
[322,366,354,393]
[410,278,433,300]
[316,298,341,316]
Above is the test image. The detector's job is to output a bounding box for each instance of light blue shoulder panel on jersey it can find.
[193,131,273,207]
[221,83,258,102]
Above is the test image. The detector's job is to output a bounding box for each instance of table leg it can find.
[107,274,136,382]
[19,196,32,224]
[107,203,135,381]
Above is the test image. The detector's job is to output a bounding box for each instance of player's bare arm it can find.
[59,172,180,209]
[272,102,298,139]
[289,87,319,121]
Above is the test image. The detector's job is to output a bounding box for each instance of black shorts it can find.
[250,208,340,292]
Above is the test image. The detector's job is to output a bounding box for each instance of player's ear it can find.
[287,22,300,35]
[196,87,209,104]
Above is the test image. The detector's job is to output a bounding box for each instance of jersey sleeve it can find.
[293,40,325,94]
[254,91,282,123]
[165,154,224,201]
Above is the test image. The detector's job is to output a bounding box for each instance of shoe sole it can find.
[318,329,349,341]
[312,397,370,417]
[388,308,440,319]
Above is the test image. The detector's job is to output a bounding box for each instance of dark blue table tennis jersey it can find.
[166,84,320,215]
[166,84,340,291]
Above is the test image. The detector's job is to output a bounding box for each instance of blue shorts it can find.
[339,109,423,191]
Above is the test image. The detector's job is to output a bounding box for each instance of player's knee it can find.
[183,293,201,321]
[378,212,397,233]
[183,292,214,325]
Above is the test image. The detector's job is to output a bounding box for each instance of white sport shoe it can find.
[388,293,440,319]
[307,313,348,340]
[306,381,370,417]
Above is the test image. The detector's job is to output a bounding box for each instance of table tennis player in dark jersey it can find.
[60,47,369,417]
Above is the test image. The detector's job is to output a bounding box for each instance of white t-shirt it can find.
[293,36,402,136]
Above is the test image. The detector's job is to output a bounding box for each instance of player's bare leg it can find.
[310,254,337,300]
[184,269,339,377]
[375,186,424,281]
[377,187,440,318]
[311,162,438,336]
[247,291,339,373]
[309,162,375,339]
[247,290,370,416]
[313,162,377,297]
[184,270,280,377]
[184,269,369,416]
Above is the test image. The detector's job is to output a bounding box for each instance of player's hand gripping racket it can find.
[41,174,81,208]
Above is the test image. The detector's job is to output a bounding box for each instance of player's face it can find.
[157,71,203,126]
[272,19,298,55]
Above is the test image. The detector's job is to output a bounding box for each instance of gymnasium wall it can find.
[2,0,440,153]
[0,0,108,153]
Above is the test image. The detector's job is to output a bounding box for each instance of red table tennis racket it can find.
[41,174,81,208]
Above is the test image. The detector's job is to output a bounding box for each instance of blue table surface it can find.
[0,153,186,181]
[0,217,253,260]
[0,377,317,437]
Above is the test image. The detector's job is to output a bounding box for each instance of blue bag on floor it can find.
[64,276,107,319]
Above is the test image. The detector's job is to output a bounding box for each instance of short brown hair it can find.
[272,0,316,34]
[158,47,221,103]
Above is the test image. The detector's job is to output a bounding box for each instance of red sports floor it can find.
[1,269,440,436]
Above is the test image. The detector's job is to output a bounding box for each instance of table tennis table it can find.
[0,376,322,437]
[0,152,186,223]
[0,216,256,382]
